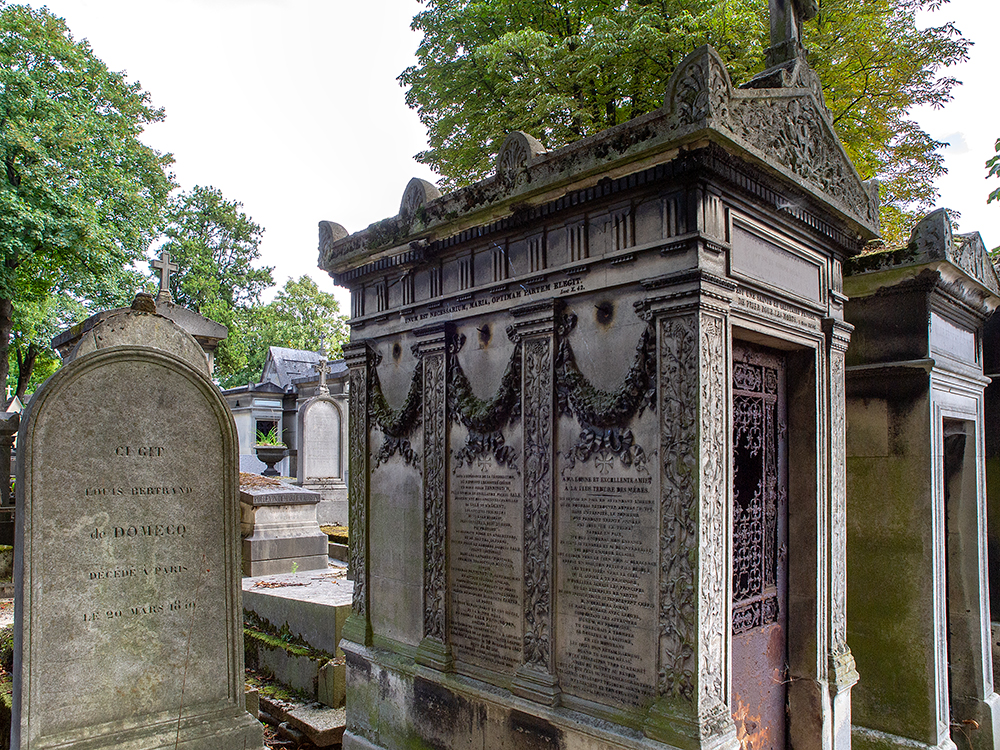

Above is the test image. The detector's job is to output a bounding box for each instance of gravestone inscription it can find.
[13,300,263,750]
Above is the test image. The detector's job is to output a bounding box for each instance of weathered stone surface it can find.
[326,40,860,750]
[240,483,328,577]
[13,306,262,749]
[845,210,1000,750]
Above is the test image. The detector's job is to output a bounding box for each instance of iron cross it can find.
[150,248,179,303]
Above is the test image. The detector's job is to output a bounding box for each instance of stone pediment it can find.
[849,209,1000,295]
[320,45,880,277]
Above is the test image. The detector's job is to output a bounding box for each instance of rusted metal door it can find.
[731,343,788,750]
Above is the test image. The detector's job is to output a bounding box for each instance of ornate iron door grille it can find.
[732,345,787,633]
[731,343,789,750]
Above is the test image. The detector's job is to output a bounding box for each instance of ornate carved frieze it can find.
[414,325,454,672]
[343,342,373,645]
[556,313,657,474]
[699,315,727,708]
[522,337,554,672]
[448,330,522,469]
[823,318,857,692]
[657,314,700,701]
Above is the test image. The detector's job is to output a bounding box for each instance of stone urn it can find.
[254,444,287,477]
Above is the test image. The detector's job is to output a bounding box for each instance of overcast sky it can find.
[21,0,1000,312]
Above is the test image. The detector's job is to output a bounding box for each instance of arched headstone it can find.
[13,302,263,750]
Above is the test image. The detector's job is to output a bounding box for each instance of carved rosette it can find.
[343,342,373,646]
[645,301,736,748]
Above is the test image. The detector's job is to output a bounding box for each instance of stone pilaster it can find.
[509,300,561,706]
[414,323,454,671]
[342,340,374,647]
[823,318,859,750]
[640,270,739,750]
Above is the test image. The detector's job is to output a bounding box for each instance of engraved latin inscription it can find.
[557,473,658,708]
[449,471,523,672]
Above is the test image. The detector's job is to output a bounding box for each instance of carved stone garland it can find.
[522,337,554,672]
[447,330,522,469]
[555,314,657,474]
[368,352,423,469]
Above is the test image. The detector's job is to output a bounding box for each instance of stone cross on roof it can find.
[768,0,819,67]
[312,335,333,395]
[150,248,179,304]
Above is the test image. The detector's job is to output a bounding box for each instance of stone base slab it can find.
[17,705,264,750]
[343,640,700,750]
[852,725,958,750]
[243,553,329,578]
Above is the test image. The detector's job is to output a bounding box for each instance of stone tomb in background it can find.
[13,296,263,750]
[322,45,878,750]
[845,211,1000,750]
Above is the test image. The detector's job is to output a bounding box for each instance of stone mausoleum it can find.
[223,345,350,525]
[845,210,1000,750]
[320,17,879,750]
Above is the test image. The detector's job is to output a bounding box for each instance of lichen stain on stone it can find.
[508,709,563,749]
[413,676,468,735]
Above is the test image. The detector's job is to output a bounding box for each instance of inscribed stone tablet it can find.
[556,412,659,711]
[14,342,262,749]
[301,398,342,479]
[449,454,524,674]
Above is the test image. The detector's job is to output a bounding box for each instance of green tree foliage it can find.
[400,0,970,245]
[0,4,174,395]
[219,276,349,389]
[158,185,274,383]
[268,275,349,356]
[6,264,145,399]
[988,138,1000,205]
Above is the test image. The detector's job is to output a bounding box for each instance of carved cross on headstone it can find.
[768,0,819,67]
[150,248,179,304]
[312,335,333,396]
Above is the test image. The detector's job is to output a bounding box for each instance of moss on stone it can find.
[243,609,336,663]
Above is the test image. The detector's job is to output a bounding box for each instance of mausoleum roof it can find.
[319,45,880,284]
[261,346,347,390]
[844,208,1000,314]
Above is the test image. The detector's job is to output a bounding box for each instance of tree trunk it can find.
[0,298,11,407]
[15,342,36,401]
